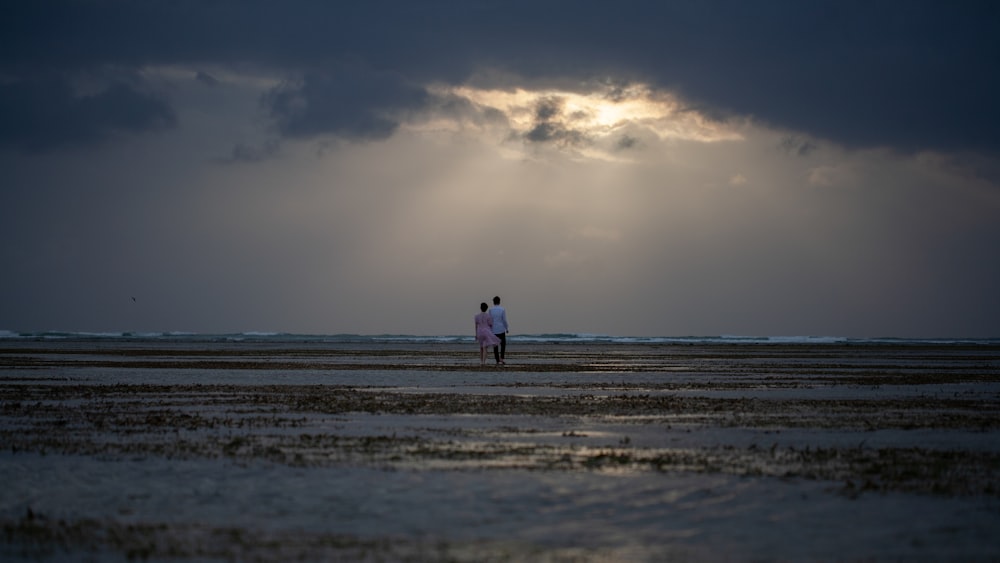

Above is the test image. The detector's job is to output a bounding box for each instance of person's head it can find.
[480,302,489,312]
[492,296,501,305]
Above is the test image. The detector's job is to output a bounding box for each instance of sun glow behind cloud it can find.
[415,83,743,162]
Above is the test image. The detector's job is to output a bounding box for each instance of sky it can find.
[2,0,999,338]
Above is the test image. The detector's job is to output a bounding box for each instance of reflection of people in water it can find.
[490,296,508,365]
[475,302,501,366]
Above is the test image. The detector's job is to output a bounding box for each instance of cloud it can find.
[225,139,281,163]
[2,1,996,154]
[0,73,176,153]
[779,136,817,157]
[262,66,430,142]
[520,96,582,146]
[615,135,639,151]
[440,83,742,163]
[195,71,220,87]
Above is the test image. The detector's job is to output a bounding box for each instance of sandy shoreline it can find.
[2,341,1000,561]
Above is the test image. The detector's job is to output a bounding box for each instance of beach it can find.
[2,337,1000,561]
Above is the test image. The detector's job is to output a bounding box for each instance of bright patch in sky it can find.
[421,83,743,161]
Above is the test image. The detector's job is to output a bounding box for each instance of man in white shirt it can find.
[489,296,509,365]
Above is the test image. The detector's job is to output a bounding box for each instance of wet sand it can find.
[2,341,999,561]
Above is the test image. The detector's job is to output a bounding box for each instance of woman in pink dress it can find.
[475,302,502,366]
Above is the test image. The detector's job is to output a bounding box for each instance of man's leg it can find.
[493,341,501,363]
[498,333,507,361]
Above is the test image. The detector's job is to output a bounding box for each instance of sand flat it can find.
[2,340,999,561]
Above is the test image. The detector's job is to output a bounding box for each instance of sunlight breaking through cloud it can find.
[417,83,743,161]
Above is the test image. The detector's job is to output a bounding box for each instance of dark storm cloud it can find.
[2,0,998,153]
[0,74,176,152]
[669,0,1000,154]
[534,98,563,122]
[523,96,588,146]
[263,67,429,141]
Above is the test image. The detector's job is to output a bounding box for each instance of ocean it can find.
[2,329,997,346]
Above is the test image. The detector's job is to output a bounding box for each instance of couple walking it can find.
[475,296,509,366]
